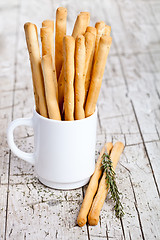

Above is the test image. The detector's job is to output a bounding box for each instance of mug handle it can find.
[7,117,35,165]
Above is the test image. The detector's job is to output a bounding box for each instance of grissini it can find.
[40,26,58,99]
[55,7,67,79]
[94,21,106,58]
[40,25,54,60]
[58,12,89,115]
[85,35,112,117]
[75,35,86,120]
[88,142,124,226]
[80,12,90,26]
[42,20,54,29]
[86,26,97,36]
[41,55,61,120]
[84,32,96,103]
[77,143,113,227]
[72,12,90,39]
[63,36,75,121]
[104,25,111,36]
[24,22,48,118]
[58,66,64,114]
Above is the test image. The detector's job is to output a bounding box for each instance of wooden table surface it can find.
[0,0,160,239]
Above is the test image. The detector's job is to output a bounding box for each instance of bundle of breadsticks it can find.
[24,7,112,120]
[77,142,124,226]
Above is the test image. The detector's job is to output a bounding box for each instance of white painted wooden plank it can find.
[98,86,142,146]
[150,1,160,32]
[145,141,160,190]
[0,92,13,184]
[116,149,144,240]
[120,53,160,142]
[5,183,88,240]
[0,1,20,239]
[0,185,8,239]
[104,0,160,55]
[124,144,160,239]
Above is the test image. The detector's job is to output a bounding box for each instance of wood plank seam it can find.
[120,218,126,240]
[129,175,145,240]
[125,140,160,148]
[4,151,11,240]
[82,187,90,240]
[131,100,160,198]
[106,223,109,240]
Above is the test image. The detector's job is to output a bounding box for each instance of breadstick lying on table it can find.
[84,32,96,103]
[55,7,67,79]
[63,36,75,121]
[58,12,90,116]
[24,22,48,118]
[75,35,86,120]
[85,35,112,117]
[88,142,124,226]
[41,55,61,120]
[40,26,58,99]
[77,143,113,227]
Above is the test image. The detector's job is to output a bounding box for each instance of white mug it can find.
[7,109,97,190]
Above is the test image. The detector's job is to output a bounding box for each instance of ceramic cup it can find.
[7,109,97,190]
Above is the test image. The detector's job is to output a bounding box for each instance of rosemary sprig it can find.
[101,152,124,218]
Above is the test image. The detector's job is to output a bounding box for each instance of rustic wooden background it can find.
[0,0,160,239]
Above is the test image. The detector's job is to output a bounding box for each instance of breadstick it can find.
[58,66,64,114]
[86,26,97,37]
[55,7,67,79]
[85,35,112,117]
[75,35,86,120]
[40,26,54,61]
[24,22,48,118]
[84,32,96,103]
[42,20,54,29]
[88,142,124,226]
[40,26,58,99]
[41,55,61,120]
[58,12,89,115]
[72,12,90,38]
[104,25,111,36]
[80,12,90,26]
[85,24,110,102]
[63,36,75,121]
[77,143,113,227]
[94,21,106,58]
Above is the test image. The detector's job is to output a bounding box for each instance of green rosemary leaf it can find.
[102,152,124,218]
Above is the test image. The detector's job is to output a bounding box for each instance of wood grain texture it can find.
[0,0,160,239]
